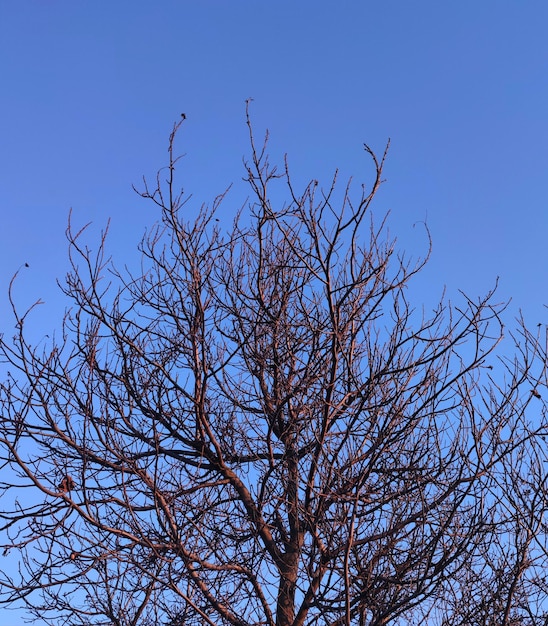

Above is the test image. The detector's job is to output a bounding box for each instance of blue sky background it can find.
[0,1,547,621]
[2,1,548,332]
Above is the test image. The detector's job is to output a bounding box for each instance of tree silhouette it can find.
[1,107,548,626]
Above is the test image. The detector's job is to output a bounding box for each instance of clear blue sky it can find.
[2,2,548,330]
[0,1,547,620]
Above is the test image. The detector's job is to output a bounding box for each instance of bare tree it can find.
[1,107,547,626]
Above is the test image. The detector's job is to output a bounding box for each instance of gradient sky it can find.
[0,1,548,621]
